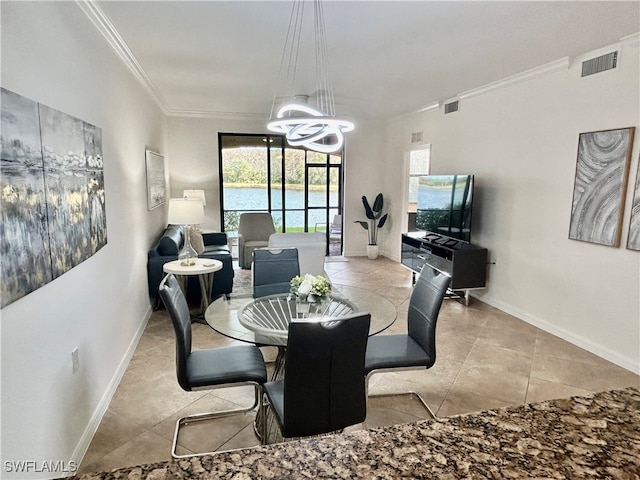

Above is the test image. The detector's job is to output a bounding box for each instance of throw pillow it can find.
[190,229,205,254]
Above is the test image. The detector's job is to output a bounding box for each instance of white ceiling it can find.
[94,1,640,120]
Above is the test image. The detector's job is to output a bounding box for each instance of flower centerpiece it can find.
[290,274,331,303]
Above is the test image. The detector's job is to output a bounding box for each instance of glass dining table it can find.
[204,284,397,350]
[204,284,397,443]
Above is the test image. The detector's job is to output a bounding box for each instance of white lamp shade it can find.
[183,189,206,205]
[167,198,205,225]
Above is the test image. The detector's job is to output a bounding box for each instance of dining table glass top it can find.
[205,284,397,347]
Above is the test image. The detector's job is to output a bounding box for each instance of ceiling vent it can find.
[581,51,618,77]
[411,131,423,143]
[444,100,459,114]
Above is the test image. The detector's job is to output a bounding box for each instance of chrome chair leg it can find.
[256,391,268,443]
[171,383,262,459]
[365,370,438,420]
[256,391,285,445]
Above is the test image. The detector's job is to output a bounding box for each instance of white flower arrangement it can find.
[290,274,331,303]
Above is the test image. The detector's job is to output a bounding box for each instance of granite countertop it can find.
[75,386,640,479]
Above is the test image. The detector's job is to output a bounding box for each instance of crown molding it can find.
[389,102,439,121]
[76,0,170,115]
[458,57,570,101]
[78,0,268,121]
[439,33,639,106]
[415,102,440,114]
[620,32,640,48]
[166,108,266,120]
[392,57,570,122]
[77,2,640,123]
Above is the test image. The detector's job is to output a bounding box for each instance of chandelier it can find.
[267,0,354,154]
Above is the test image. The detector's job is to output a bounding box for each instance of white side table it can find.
[163,258,223,318]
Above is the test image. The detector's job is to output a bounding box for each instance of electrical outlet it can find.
[72,347,79,373]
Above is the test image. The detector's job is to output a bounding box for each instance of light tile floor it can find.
[77,256,639,475]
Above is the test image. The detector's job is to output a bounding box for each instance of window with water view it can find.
[218,133,343,255]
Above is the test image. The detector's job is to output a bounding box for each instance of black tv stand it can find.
[401,231,487,305]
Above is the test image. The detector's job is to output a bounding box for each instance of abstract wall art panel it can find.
[1,89,53,307]
[84,123,107,254]
[39,104,92,277]
[627,157,640,251]
[0,88,107,308]
[569,127,635,247]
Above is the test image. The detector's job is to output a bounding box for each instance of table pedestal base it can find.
[163,258,223,323]
[173,272,215,322]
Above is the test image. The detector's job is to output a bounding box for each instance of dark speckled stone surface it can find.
[74,387,640,479]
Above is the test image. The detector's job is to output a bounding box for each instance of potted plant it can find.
[355,193,388,259]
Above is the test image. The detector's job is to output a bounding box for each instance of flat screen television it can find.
[415,174,474,242]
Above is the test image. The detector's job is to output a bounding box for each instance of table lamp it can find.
[182,190,206,232]
[167,198,205,266]
[183,189,206,205]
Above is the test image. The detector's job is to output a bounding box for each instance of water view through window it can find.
[218,133,343,253]
[223,188,338,227]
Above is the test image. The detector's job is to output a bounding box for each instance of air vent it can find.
[411,131,423,143]
[581,51,618,77]
[444,100,459,114]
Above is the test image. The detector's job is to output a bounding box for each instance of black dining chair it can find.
[261,312,371,442]
[159,274,267,458]
[364,266,450,418]
[252,247,300,298]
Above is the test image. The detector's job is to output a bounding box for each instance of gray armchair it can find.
[238,213,276,269]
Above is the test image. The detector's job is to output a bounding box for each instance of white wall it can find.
[167,116,265,230]
[384,40,640,372]
[166,116,389,249]
[1,3,167,477]
[342,119,388,256]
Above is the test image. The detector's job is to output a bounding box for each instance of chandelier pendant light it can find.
[267,0,354,154]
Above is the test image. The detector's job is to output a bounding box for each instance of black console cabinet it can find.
[401,232,487,291]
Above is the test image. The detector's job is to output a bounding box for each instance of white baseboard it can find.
[69,304,153,469]
[474,292,640,375]
[382,252,637,374]
[374,252,637,374]
[342,247,400,262]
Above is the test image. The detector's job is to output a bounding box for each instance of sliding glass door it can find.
[218,133,343,256]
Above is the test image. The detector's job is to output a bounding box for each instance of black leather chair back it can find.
[253,247,300,298]
[159,274,192,391]
[282,313,371,438]
[407,268,451,368]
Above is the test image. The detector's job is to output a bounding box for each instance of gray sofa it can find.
[147,225,234,307]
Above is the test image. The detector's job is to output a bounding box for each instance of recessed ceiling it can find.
[94,1,640,120]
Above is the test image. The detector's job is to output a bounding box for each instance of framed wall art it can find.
[145,150,166,210]
[569,127,635,247]
[627,155,640,251]
[0,87,107,308]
